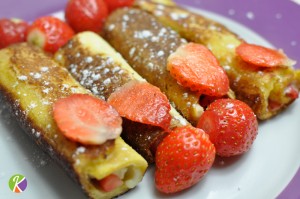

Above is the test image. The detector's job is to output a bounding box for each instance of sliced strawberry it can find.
[284,84,299,100]
[268,100,282,112]
[104,0,134,13]
[27,16,74,53]
[107,80,172,130]
[53,94,122,145]
[167,43,230,97]
[65,0,108,33]
[236,42,296,67]
[197,99,258,157]
[99,174,123,192]
[268,85,299,112]
[0,18,29,49]
[155,125,215,193]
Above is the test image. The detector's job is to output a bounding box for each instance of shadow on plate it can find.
[0,103,86,199]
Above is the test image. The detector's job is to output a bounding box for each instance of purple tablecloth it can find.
[0,0,299,198]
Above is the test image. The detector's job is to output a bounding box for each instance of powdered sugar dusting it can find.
[108,24,115,31]
[75,146,86,155]
[157,50,164,57]
[228,9,236,16]
[170,12,188,20]
[291,41,297,46]
[246,11,255,20]
[28,102,37,109]
[104,8,204,122]
[275,13,283,19]
[85,56,93,63]
[105,8,187,82]
[40,67,49,72]
[57,40,133,100]
[31,72,42,79]
[134,30,153,39]
[18,75,28,81]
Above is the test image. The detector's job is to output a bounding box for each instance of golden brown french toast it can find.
[0,43,147,199]
[102,8,203,125]
[135,0,300,120]
[55,31,188,163]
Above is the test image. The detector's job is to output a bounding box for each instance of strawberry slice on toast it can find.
[167,43,230,97]
[236,42,296,68]
[108,80,172,130]
[53,94,122,145]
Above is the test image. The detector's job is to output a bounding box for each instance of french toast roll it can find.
[135,0,300,120]
[102,8,203,125]
[55,31,188,163]
[0,43,147,199]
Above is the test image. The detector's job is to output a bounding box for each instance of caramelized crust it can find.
[0,43,107,161]
[0,43,147,199]
[55,32,186,163]
[56,39,133,100]
[122,119,168,163]
[103,8,203,125]
[135,1,300,119]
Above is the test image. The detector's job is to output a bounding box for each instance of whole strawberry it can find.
[155,126,215,193]
[27,16,74,53]
[0,18,29,49]
[65,0,108,33]
[104,0,135,13]
[197,99,258,157]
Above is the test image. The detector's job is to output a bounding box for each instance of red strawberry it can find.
[107,80,172,130]
[99,174,123,192]
[155,126,215,193]
[197,99,258,157]
[0,18,29,49]
[236,42,296,68]
[104,0,135,13]
[284,84,299,100]
[167,43,229,97]
[53,94,122,145]
[65,0,108,33]
[27,16,74,53]
[268,100,282,112]
[268,84,299,112]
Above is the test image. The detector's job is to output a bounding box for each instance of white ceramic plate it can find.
[0,8,299,199]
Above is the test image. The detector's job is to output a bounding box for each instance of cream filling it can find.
[91,165,143,191]
[112,166,142,189]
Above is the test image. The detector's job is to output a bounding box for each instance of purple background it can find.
[0,0,299,198]
[176,0,300,65]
